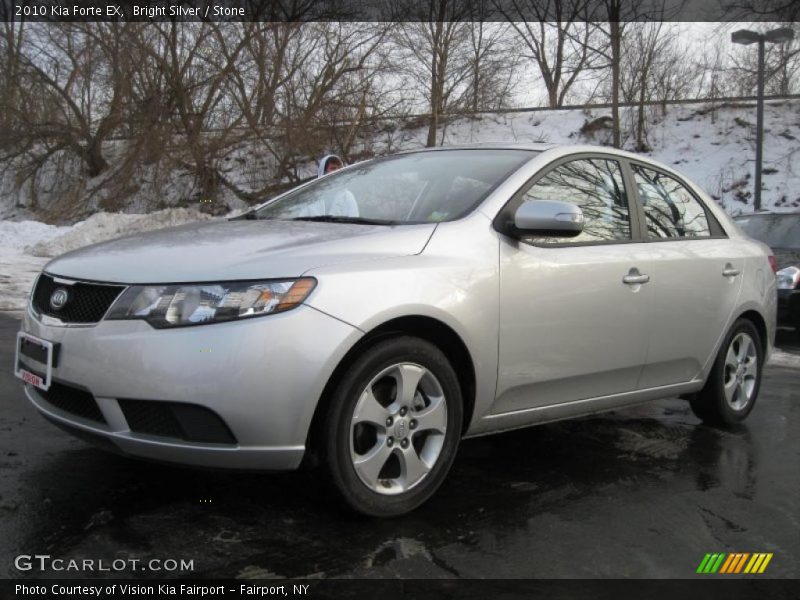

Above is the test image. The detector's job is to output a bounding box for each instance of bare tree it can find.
[497,0,602,107]
[560,0,628,146]
[7,24,136,178]
[720,0,800,21]
[0,17,25,151]
[132,23,251,200]
[464,21,519,112]
[620,22,699,150]
[650,27,701,112]
[221,22,390,198]
[576,0,676,147]
[395,1,474,146]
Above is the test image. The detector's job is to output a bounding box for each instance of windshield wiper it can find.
[230,210,271,220]
[289,215,400,226]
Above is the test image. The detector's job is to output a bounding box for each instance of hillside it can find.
[1,99,798,224]
[409,99,800,214]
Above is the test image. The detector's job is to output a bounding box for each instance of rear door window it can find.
[632,165,711,239]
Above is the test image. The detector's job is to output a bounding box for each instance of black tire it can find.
[690,318,763,427]
[323,336,463,517]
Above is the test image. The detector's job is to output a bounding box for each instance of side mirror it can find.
[514,200,584,237]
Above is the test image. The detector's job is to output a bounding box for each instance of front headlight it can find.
[776,266,800,290]
[106,278,316,328]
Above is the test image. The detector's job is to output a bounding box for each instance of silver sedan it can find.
[14,144,777,516]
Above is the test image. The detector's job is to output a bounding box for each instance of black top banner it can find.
[3,0,799,22]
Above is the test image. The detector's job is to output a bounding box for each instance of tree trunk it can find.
[196,160,218,201]
[636,84,646,151]
[547,84,558,108]
[610,20,621,148]
[426,93,439,147]
[83,139,108,178]
[426,32,440,146]
[472,62,479,112]
[426,18,444,148]
[636,59,649,152]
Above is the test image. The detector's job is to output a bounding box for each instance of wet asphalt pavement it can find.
[0,312,798,580]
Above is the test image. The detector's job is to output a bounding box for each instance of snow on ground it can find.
[768,347,800,369]
[0,253,50,312]
[0,219,70,251]
[0,208,212,312]
[0,220,71,312]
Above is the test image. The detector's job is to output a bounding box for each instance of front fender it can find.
[303,216,501,433]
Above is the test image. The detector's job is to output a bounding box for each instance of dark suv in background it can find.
[735,212,800,331]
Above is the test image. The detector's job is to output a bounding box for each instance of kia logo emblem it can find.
[50,288,70,311]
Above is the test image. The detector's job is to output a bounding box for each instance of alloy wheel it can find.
[349,362,447,495]
[723,332,758,411]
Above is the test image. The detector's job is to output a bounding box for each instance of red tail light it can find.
[768,255,778,274]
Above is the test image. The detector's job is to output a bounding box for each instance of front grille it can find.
[35,380,107,424]
[119,399,237,445]
[32,274,125,324]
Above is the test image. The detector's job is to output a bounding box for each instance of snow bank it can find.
[0,208,214,312]
[0,220,70,252]
[0,253,49,311]
[0,220,70,311]
[26,208,213,258]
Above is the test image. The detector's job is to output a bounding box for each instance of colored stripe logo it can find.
[696,552,773,574]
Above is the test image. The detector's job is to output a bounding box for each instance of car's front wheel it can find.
[323,336,463,517]
[690,318,763,427]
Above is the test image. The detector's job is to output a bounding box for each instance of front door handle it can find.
[623,268,650,285]
[722,264,741,278]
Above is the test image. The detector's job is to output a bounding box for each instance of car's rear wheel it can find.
[323,336,462,517]
[690,318,763,427]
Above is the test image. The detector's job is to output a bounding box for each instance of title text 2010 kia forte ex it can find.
[14,145,777,516]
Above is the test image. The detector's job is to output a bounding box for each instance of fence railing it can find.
[387,94,800,121]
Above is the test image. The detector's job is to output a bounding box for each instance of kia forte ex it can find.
[15,144,777,516]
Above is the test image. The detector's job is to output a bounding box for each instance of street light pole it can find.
[754,37,765,211]
[731,27,795,213]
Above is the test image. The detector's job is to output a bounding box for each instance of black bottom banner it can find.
[2,579,799,600]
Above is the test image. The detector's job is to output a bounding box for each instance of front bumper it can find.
[19,304,362,471]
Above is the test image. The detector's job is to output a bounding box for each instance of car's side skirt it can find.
[464,380,704,439]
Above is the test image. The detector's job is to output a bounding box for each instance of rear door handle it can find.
[623,268,650,285]
[722,264,741,277]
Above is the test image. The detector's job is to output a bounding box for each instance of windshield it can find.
[252,149,535,224]
[735,214,800,249]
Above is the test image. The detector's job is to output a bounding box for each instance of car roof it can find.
[398,142,558,153]
[397,143,675,164]
[734,212,800,219]
[397,143,703,181]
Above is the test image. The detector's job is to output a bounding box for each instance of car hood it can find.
[44,219,437,284]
